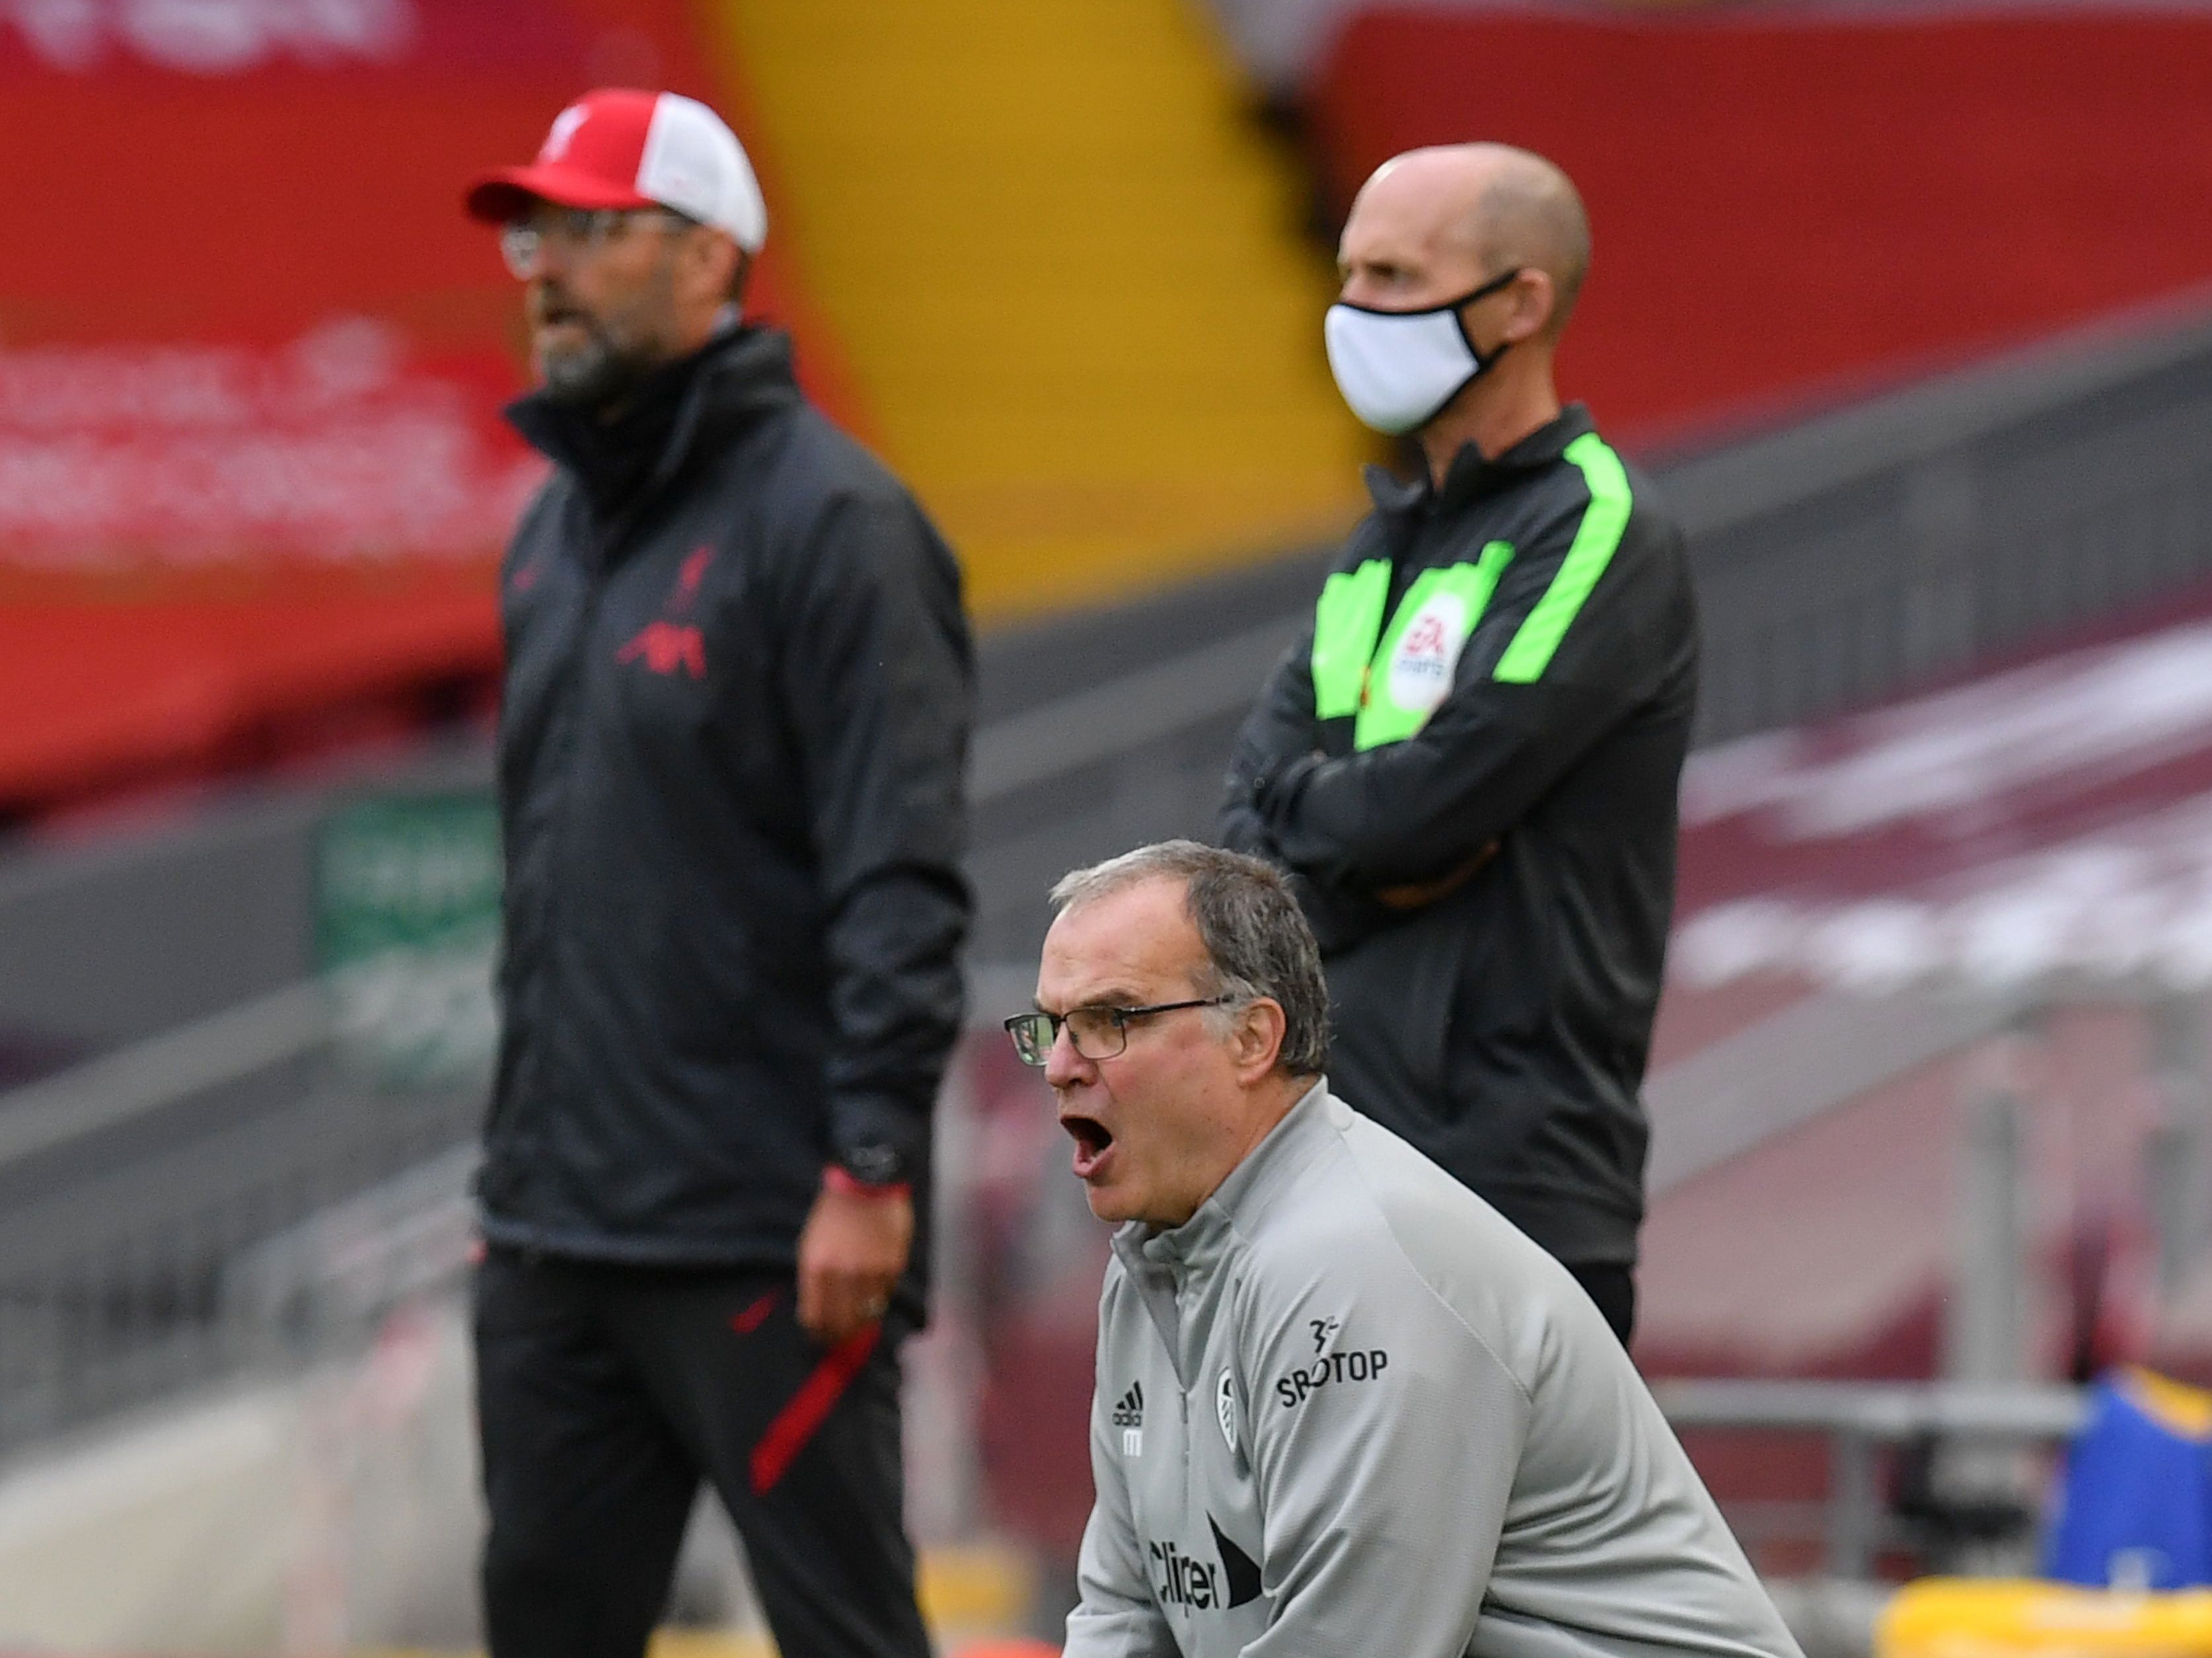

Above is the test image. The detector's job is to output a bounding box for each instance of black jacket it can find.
[1220,405,1693,1266]
[480,326,973,1279]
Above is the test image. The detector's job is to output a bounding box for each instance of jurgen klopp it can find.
[462,89,971,1658]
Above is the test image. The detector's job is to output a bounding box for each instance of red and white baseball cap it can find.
[464,89,767,254]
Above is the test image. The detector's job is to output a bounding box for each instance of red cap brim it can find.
[462,164,655,223]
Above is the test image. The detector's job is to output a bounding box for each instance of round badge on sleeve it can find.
[1385,591,1474,716]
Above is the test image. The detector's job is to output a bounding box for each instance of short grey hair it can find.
[1049,840,1330,1076]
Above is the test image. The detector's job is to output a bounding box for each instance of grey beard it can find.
[537,326,656,411]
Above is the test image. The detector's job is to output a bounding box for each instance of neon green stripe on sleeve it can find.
[1309,558,1391,719]
[1493,432,1631,684]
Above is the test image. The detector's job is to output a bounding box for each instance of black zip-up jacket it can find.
[480,326,973,1281]
[1219,404,1693,1266]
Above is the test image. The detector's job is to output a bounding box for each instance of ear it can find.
[676,229,744,313]
[1230,997,1288,1084]
[1503,268,1557,344]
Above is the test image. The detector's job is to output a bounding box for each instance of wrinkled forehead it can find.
[1036,878,1208,1008]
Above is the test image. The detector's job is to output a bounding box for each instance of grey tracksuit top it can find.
[1066,1083,1800,1658]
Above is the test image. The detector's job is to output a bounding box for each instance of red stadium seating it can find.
[1642,576,2212,1386]
[0,0,864,815]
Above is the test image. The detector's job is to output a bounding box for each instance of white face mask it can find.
[1324,268,1522,435]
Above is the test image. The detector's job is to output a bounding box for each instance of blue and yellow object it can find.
[2044,1369,2212,1591]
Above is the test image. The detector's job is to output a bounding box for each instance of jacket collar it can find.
[1121,1077,1335,1274]
[504,324,804,520]
[1362,400,1596,524]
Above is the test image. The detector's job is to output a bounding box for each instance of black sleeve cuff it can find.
[836,1141,911,1187]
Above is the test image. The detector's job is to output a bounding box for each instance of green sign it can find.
[315,793,501,1088]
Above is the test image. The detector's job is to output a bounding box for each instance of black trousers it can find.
[473,1248,932,1658]
[1567,1261,1637,1347]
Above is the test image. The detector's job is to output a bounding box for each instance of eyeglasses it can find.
[499,206,694,280]
[1003,997,1235,1067]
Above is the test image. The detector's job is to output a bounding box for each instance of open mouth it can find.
[533,293,591,330]
[1062,1113,1114,1176]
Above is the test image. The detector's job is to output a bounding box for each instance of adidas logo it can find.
[1113,1380,1146,1454]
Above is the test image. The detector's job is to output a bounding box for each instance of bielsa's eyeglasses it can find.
[499,206,694,280]
[1003,997,1234,1067]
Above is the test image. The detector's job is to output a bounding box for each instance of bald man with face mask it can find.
[1220,145,1697,1343]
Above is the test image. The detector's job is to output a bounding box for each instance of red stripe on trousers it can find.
[729,1291,778,1334]
[749,1323,881,1495]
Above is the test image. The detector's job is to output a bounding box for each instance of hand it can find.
[795,1178,912,1345]
[1373,840,1500,911]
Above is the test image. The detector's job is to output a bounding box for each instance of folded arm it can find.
[1253,501,1677,893]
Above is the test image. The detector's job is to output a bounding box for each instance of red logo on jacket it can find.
[616,544,714,679]
[617,621,706,679]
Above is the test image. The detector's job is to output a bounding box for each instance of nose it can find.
[1043,1020,1093,1088]
[1340,272,1387,309]
[527,273,585,325]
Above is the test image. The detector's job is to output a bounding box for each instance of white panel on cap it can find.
[638,93,768,254]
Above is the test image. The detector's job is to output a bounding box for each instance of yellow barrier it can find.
[1880,1579,2212,1658]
